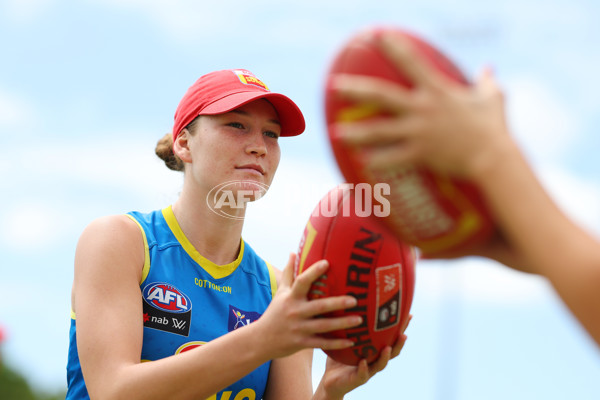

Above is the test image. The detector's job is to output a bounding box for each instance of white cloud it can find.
[1,0,54,23]
[85,0,405,45]
[87,0,243,41]
[0,135,183,251]
[505,77,580,163]
[11,135,182,200]
[0,200,67,251]
[0,89,31,127]
[417,258,553,305]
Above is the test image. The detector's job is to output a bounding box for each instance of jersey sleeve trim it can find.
[126,214,151,285]
[265,262,278,298]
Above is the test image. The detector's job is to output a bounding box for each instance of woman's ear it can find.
[173,129,193,163]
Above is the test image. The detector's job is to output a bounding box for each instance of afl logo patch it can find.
[142,282,192,337]
[143,282,192,313]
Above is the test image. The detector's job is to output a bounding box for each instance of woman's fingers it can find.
[401,314,413,334]
[378,31,445,89]
[363,141,420,170]
[309,336,356,351]
[334,116,423,148]
[292,259,329,297]
[389,314,412,358]
[368,346,392,374]
[303,312,362,334]
[391,334,408,359]
[476,66,501,95]
[330,74,412,114]
[279,253,297,288]
[298,294,358,318]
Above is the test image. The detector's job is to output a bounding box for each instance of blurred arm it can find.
[332,30,600,346]
[469,138,600,346]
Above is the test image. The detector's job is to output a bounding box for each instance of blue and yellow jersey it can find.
[66,206,277,400]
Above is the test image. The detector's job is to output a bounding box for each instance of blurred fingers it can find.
[476,66,498,90]
[475,66,501,101]
[334,116,423,147]
[363,141,420,170]
[378,31,445,89]
[330,74,412,114]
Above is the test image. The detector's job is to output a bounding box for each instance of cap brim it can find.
[201,91,306,136]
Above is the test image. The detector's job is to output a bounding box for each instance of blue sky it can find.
[1,0,599,398]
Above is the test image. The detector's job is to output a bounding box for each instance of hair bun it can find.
[155,133,184,171]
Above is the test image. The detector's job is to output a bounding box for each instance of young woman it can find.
[331,32,600,346]
[66,69,408,400]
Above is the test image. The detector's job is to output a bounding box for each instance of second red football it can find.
[324,27,495,257]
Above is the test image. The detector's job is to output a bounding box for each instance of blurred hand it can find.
[331,31,511,181]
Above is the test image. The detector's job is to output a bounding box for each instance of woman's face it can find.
[184,98,282,196]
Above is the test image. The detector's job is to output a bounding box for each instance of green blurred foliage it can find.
[0,363,67,400]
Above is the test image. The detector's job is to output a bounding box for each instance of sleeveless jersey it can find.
[66,206,277,400]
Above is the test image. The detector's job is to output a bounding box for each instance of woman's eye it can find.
[264,131,280,139]
[227,122,244,129]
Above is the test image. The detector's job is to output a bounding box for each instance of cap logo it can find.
[233,69,269,91]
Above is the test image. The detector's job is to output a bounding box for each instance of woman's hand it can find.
[314,315,412,400]
[331,31,511,181]
[255,254,363,360]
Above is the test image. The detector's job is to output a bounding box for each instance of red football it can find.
[294,185,416,365]
[324,27,495,257]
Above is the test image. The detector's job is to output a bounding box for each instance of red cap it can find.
[172,69,306,142]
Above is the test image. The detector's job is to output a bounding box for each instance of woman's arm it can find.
[331,31,600,346]
[468,138,600,346]
[73,217,363,400]
[263,350,314,400]
[262,263,314,400]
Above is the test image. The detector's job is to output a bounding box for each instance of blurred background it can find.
[1,0,599,399]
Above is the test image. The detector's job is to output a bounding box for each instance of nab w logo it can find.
[172,318,186,330]
[228,305,262,332]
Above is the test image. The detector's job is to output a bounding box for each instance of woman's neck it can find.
[171,185,246,266]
